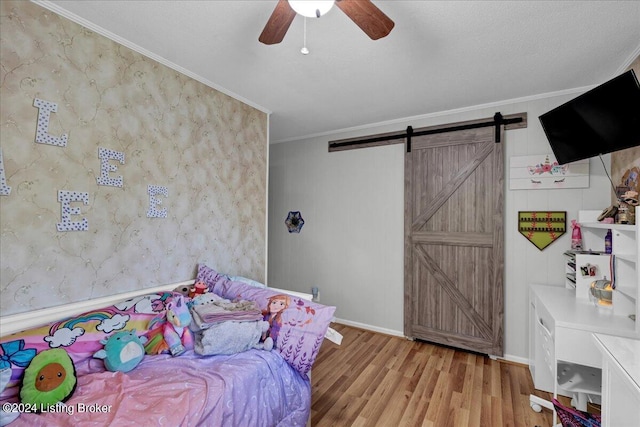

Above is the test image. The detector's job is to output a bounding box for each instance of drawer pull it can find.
[536,316,553,339]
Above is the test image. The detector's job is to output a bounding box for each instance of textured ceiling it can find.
[42,0,640,143]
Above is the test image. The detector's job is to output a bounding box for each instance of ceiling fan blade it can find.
[259,0,297,45]
[336,0,394,40]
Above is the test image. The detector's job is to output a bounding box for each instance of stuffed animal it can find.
[194,320,273,356]
[146,295,192,356]
[173,281,208,299]
[172,284,192,297]
[20,349,76,410]
[191,292,226,306]
[93,330,147,372]
[190,281,208,298]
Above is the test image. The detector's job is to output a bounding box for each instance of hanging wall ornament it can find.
[518,211,566,250]
[285,211,304,233]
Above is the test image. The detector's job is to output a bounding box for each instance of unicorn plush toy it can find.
[146,295,193,356]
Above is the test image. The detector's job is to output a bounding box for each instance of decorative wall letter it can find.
[33,98,68,147]
[57,190,89,231]
[0,148,10,196]
[96,147,125,187]
[147,185,168,218]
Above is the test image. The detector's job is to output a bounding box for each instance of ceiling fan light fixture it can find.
[288,0,335,18]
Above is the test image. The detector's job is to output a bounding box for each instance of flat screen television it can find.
[539,69,640,165]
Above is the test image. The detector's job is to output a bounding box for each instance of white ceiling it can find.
[42,0,640,143]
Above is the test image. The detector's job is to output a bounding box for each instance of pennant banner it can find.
[518,211,566,251]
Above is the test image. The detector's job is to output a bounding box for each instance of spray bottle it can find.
[571,220,582,251]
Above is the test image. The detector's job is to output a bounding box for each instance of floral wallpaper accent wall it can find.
[0,1,267,316]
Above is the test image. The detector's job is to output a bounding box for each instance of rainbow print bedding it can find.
[0,269,336,426]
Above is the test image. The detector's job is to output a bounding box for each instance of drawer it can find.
[555,328,602,368]
[532,293,557,375]
[535,295,555,335]
[536,314,555,374]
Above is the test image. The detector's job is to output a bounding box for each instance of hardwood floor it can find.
[311,324,553,427]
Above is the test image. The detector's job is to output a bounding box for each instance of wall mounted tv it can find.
[539,69,640,165]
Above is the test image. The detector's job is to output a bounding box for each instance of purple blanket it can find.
[0,280,334,426]
[6,349,310,426]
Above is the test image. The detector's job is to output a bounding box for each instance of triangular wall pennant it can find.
[518,211,566,250]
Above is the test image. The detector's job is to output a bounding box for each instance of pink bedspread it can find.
[7,349,310,426]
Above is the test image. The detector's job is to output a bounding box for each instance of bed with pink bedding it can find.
[0,265,336,426]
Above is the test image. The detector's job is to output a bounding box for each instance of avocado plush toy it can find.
[93,330,147,372]
[20,349,76,409]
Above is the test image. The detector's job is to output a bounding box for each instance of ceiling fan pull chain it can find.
[301,17,310,55]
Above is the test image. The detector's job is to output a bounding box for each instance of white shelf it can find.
[616,285,636,300]
[575,211,639,335]
[616,253,637,263]
[580,222,636,232]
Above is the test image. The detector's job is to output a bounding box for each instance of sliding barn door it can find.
[404,125,504,356]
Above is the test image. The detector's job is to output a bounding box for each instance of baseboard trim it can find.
[498,354,529,366]
[333,318,405,338]
[333,318,529,366]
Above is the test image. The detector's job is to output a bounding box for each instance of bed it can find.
[0,265,336,426]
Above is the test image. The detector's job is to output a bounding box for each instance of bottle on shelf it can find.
[571,220,583,251]
[605,229,613,254]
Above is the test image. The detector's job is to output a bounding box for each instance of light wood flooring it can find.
[311,324,554,427]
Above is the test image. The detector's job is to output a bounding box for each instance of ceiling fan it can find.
[259,0,394,45]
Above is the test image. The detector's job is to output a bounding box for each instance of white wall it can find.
[268,92,612,362]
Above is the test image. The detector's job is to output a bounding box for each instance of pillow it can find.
[0,291,180,401]
[1,367,20,425]
[197,264,335,376]
[229,276,267,289]
[20,349,77,409]
[93,330,147,372]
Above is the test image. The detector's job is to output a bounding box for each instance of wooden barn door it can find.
[404,123,504,356]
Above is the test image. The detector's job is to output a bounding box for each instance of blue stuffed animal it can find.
[93,330,147,372]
